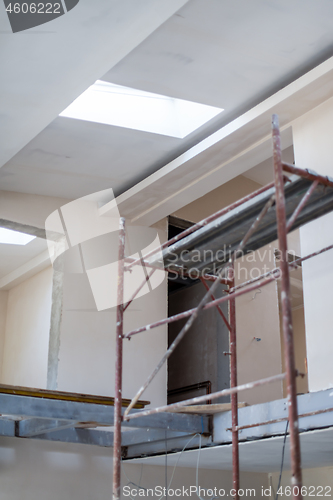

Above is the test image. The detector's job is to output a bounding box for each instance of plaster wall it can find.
[173,175,283,405]
[1,267,53,388]
[292,95,333,392]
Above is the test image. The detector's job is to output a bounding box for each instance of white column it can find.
[292,96,333,392]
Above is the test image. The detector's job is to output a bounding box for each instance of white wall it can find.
[0,290,8,378]
[293,95,333,392]
[1,267,53,388]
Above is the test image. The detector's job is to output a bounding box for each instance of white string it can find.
[195,434,218,500]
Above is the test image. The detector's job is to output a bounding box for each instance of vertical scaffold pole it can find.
[229,263,239,500]
[272,114,303,499]
[113,217,126,500]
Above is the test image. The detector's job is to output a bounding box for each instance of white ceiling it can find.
[1,0,333,200]
[104,0,333,116]
[0,0,188,169]
[128,427,333,472]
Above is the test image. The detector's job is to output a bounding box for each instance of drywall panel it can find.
[293,96,333,392]
[1,267,53,388]
[57,219,168,408]
[173,175,283,405]
[0,291,8,379]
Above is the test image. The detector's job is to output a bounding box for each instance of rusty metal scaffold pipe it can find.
[228,263,239,500]
[272,114,303,499]
[113,217,126,500]
[282,162,333,189]
[286,179,319,232]
[199,277,231,331]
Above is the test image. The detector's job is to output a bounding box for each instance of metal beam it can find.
[30,428,115,447]
[0,393,209,433]
[213,388,333,443]
[18,418,79,437]
[26,428,193,451]
[0,419,15,437]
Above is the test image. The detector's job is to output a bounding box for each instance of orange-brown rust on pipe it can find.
[113,217,126,500]
[273,115,303,499]
[200,277,231,331]
[282,162,333,189]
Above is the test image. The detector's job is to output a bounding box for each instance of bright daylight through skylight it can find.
[60,80,223,138]
[0,228,36,245]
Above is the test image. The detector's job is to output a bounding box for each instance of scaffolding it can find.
[112,114,333,500]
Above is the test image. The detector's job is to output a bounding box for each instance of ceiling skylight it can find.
[0,228,36,245]
[60,80,223,139]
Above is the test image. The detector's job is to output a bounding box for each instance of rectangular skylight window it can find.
[60,80,223,139]
[0,228,36,245]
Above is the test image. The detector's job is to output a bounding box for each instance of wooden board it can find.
[0,384,150,409]
[165,402,248,415]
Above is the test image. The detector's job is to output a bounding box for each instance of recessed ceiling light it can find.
[0,228,36,245]
[60,80,223,139]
